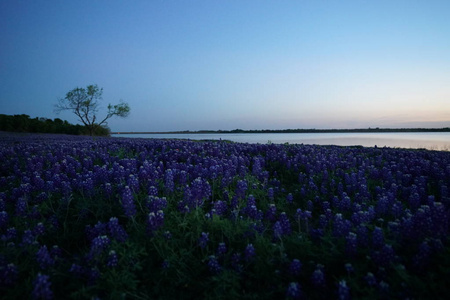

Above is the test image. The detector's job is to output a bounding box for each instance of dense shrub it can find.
[0,114,110,136]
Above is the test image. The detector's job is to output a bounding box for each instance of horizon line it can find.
[112,127,450,134]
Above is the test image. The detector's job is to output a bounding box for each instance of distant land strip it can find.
[114,127,450,134]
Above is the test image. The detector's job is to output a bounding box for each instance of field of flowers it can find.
[1,132,449,299]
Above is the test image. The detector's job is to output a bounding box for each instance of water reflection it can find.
[112,132,450,151]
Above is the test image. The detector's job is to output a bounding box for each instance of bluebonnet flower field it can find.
[0,133,449,299]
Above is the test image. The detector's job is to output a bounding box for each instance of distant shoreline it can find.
[113,127,450,135]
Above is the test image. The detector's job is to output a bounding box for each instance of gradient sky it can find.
[1,0,449,132]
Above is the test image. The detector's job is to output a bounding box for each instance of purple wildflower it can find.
[190,177,211,208]
[33,175,45,191]
[373,244,396,267]
[279,212,292,235]
[236,180,248,198]
[333,213,350,238]
[85,221,108,242]
[148,185,158,196]
[338,280,350,300]
[252,157,263,177]
[127,174,140,192]
[163,231,172,240]
[212,200,228,216]
[0,211,8,230]
[50,245,62,260]
[372,227,384,249]
[87,235,110,262]
[81,178,94,197]
[245,199,258,219]
[379,281,390,296]
[49,215,59,231]
[289,259,302,276]
[286,282,302,299]
[36,245,55,270]
[286,193,293,204]
[108,217,128,242]
[162,259,170,269]
[147,210,165,235]
[107,250,118,268]
[273,221,283,239]
[32,273,53,300]
[146,196,168,213]
[356,225,369,247]
[121,186,137,218]
[344,263,354,274]
[216,242,227,257]
[207,255,221,274]
[179,170,187,185]
[15,197,27,217]
[266,203,277,222]
[164,169,175,193]
[69,264,84,277]
[311,266,325,288]
[198,232,209,249]
[20,183,32,196]
[318,214,328,229]
[249,221,264,235]
[33,222,45,237]
[0,263,18,287]
[29,205,41,220]
[413,240,431,270]
[1,227,17,242]
[364,272,377,286]
[345,232,358,257]
[408,192,421,210]
[307,200,314,211]
[231,252,243,272]
[244,243,256,262]
[103,183,113,197]
[21,229,36,246]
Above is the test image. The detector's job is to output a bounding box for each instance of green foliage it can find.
[0,114,101,135]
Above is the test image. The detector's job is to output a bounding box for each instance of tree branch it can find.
[55,84,130,135]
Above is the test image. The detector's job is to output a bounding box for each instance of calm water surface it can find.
[112,132,450,151]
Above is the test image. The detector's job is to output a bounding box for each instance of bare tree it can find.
[55,84,130,136]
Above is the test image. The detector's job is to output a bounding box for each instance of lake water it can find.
[112,132,450,151]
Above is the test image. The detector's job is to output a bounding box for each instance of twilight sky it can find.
[1,0,449,132]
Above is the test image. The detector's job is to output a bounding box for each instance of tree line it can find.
[215,128,450,133]
[1,84,130,136]
[0,114,110,136]
[120,127,450,135]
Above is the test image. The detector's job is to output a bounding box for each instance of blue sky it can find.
[1,0,449,132]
